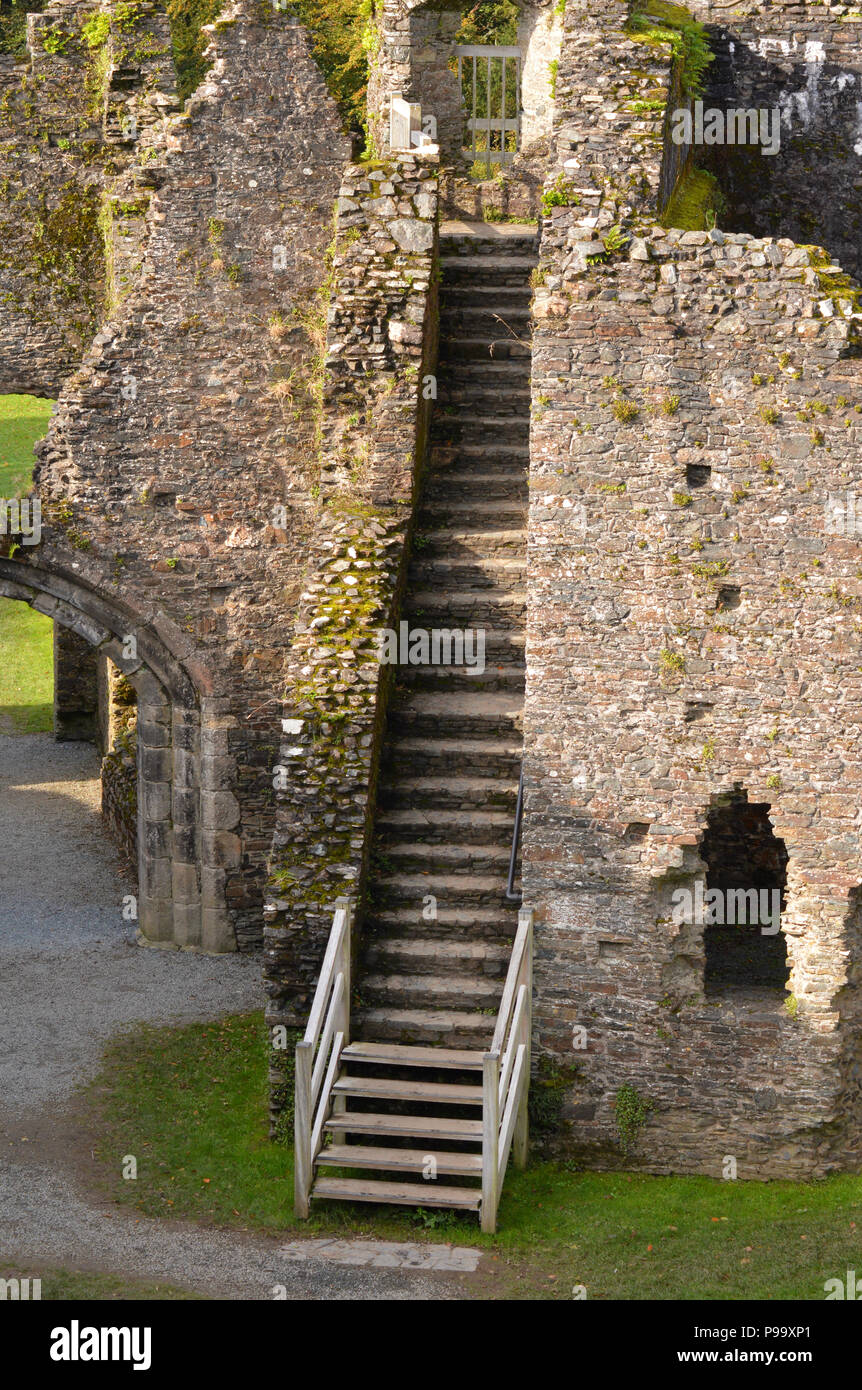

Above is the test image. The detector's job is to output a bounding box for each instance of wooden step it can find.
[323,1110,483,1141]
[312,1176,482,1211]
[332,1074,483,1104]
[316,1144,483,1176]
[342,1041,484,1070]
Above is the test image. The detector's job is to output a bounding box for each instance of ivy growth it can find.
[614,1083,653,1154]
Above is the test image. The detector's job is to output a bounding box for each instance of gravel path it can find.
[0,735,465,1299]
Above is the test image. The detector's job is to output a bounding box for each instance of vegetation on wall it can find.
[165,0,223,101]
[627,0,713,101]
[455,0,519,46]
[288,0,375,135]
[0,0,45,57]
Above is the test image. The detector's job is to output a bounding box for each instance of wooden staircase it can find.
[294,900,532,1232]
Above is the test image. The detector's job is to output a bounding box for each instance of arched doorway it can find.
[0,555,234,953]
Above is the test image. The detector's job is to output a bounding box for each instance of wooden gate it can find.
[456,44,522,176]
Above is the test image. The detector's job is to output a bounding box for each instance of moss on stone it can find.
[661,163,722,232]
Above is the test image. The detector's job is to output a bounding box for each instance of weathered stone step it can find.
[378,776,518,814]
[363,936,512,977]
[439,335,532,362]
[439,218,538,248]
[370,870,513,910]
[409,554,526,589]
[376,839,511,876]
[387,691,522,741]
[376,800,515,841]
[384,735,521,778]
[406,586,526,625]
[440,254,538,286]
[355,1007,495,1049]
[366,904,518,941]
[415,526,525,558]
[362,971,504,1012]
[429,440,529,468]
[430,417,530,447]
[399,662,525,694]
[423,469,527,502]
[418,498,527,530]
[440,305,531,335]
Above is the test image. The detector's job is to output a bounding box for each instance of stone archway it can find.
[0,556,235,954]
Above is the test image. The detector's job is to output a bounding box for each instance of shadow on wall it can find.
[689,29,862,279]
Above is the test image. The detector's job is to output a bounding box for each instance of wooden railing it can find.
[481,906,533,1233]
[294,897,352,1219]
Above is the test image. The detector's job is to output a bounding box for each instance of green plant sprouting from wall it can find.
[615,1083,654,1154]
[627,1,714,102]
[0,0,46,56]
[165,0,223,102]
[288,0,376,137]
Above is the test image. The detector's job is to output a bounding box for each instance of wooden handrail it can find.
[482,906,532,1233]
[295,897,352,1219]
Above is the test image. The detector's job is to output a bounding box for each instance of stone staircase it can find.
[295,222,538,1221]
[354,220,537,1051]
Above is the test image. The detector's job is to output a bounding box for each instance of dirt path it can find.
[0,735,468,1299]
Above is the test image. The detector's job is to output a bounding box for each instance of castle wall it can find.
[525,0,862,1175]
[4,2,351,951]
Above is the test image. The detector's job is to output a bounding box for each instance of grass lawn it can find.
[86,1012,862,1301]
[0,393,55,733]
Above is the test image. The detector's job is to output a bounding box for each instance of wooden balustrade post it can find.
[513,909,533,1170]
[294,1039,313,1218]
[330,897,351,1145]
[481,1051,500,1233]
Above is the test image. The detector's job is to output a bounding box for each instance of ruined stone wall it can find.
[525,0,862,1176]
[53,621,98,739]
[0,0,178,396]
[4,2,351,952]
[684,0,862,281]
[263,152,438,1050]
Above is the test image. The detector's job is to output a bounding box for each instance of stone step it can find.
[361,971,504,1012]
[375,839,512,877]
[388,624,524,664]
[418,497,527,530]
[375,802,515,847]
[370,870,513,910]
[439,218,538,247]
[441,283,533,308]
[355,1007,496,1049]
[439,335,532,362]
[387,691,522,741]
[384,735,521,779]
[430,417,530,447]
[440,254,538,286]
[410,554,526,590]
[416,526,525,558]
[378,776,519,814]
[434,359,533,391]
[366,904,518,942]
[423,469,527,503]
[429,440,529,468]
[405,586,526,625]
[440,305,531,335]
[398,661,525,694]
[362,936,512,977]
[436,386,532,416]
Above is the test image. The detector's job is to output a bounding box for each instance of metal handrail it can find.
[505,765,524,902]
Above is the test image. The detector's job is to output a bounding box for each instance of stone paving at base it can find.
[279,1238,482,1272]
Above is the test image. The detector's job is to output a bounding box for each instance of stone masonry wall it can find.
[263,153,438,1070]
[0,0,178,396]
[5,3,351,952]
[525,0,862,1176]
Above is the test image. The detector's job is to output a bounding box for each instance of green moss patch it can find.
[661,163,723,231]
